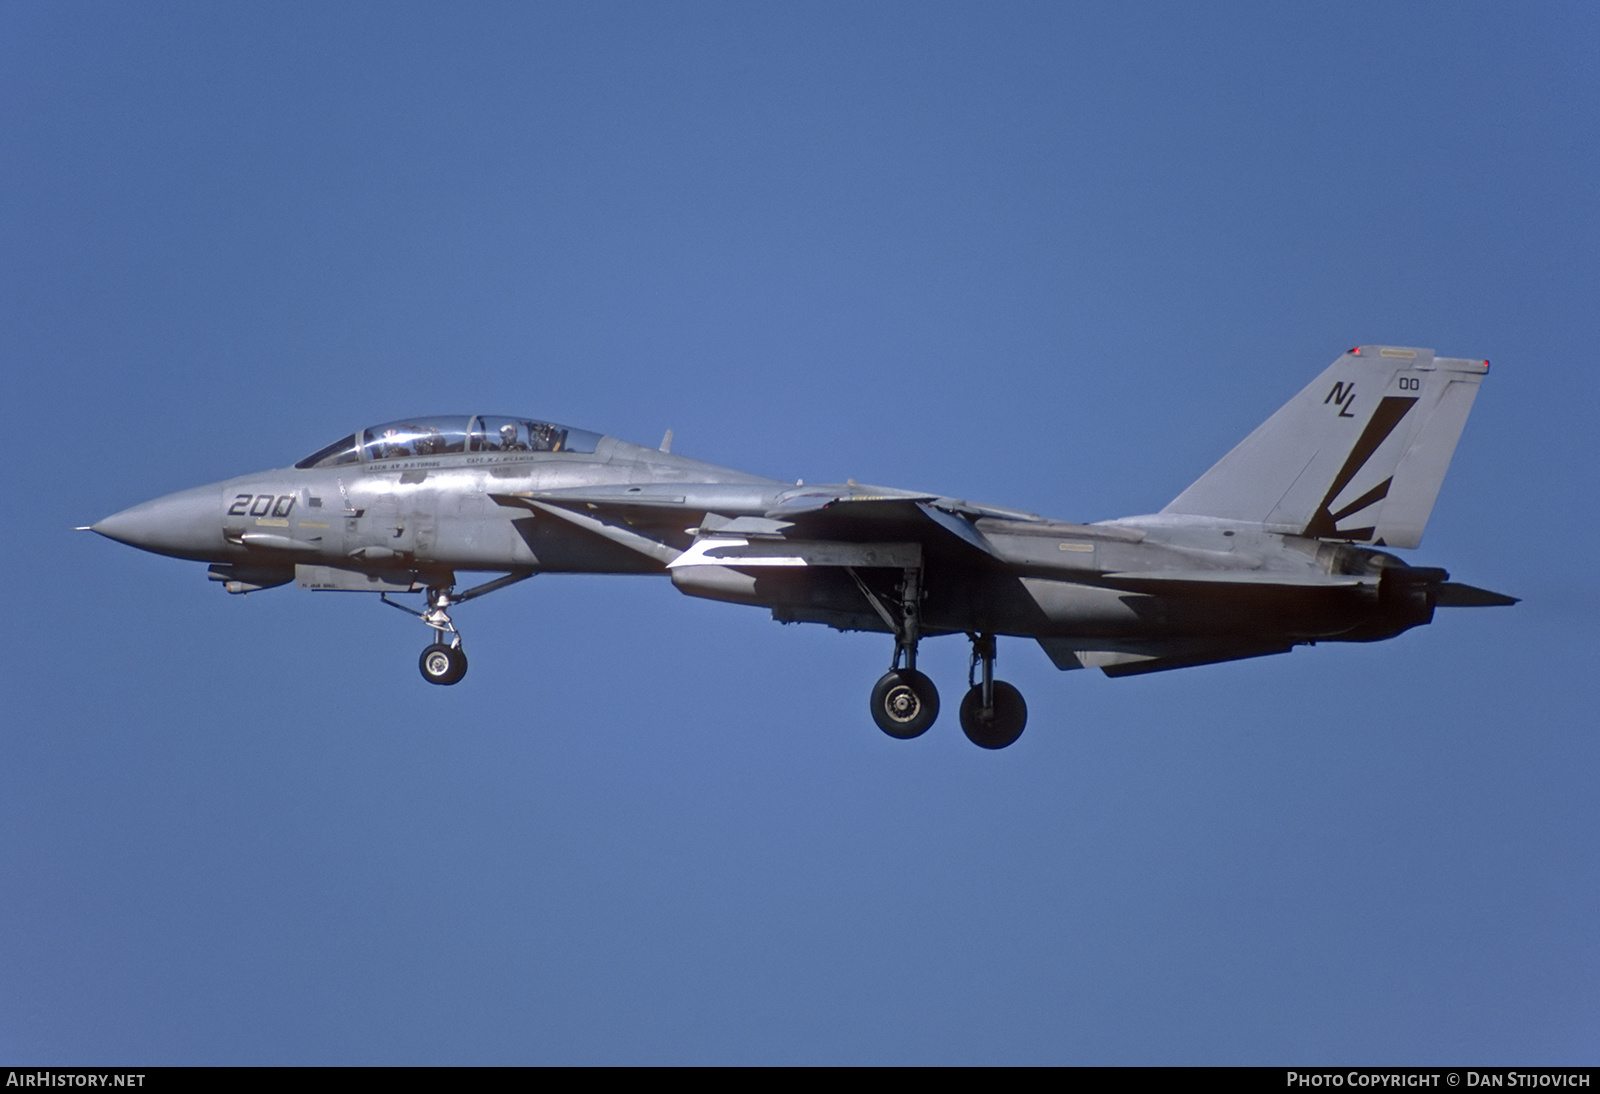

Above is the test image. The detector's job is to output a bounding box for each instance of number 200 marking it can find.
[229,494,296,518]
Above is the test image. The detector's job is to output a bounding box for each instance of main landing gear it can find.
[851,565,1027,750]
[871,665,940,740]
[854,565,939,739]
[959,632,1027,750]
[383,572,534,686]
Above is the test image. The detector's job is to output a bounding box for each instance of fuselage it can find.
[93,415,1431,652]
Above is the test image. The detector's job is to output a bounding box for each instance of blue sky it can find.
[4,2,1597,1064]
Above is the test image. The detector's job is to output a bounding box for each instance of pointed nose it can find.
[93,484,222,561]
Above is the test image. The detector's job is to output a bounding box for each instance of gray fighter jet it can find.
[91,345,1515,749]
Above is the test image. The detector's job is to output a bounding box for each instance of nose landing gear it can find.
[382,571,534,686]
[399,585,468,686]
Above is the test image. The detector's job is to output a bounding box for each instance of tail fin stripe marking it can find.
[1329,476,1392,524]
[1303,396,1416,537]
[1323,396,1417,505]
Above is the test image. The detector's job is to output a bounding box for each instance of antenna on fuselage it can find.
[659,429,673,453]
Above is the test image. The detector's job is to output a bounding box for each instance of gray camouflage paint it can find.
[92,346,1515,687]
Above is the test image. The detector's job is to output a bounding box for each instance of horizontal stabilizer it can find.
[1101,570,1372,590]
[1038,637,1294,676]
[1434,582,1519,607]
[1098,643,1294,677]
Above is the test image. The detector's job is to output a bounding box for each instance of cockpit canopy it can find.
[295,415,603,469]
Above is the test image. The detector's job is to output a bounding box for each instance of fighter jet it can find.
[90,345,1515,749]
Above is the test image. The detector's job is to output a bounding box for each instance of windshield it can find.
[295,433,361,469]
[296,415,602,468]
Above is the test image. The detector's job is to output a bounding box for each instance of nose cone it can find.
[93,484,223,561]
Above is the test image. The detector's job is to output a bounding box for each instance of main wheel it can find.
[870,669,940,739]
[959,681,1027,749]
[420,643,468,686]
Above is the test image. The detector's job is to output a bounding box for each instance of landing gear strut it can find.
[383,571,534,686]
[854,565,940,739]
[415,586,467,685]
[959,632,1027,749]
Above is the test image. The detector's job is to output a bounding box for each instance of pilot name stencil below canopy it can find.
[92,347,1515,749]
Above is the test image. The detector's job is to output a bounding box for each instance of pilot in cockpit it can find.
[530,422,562,452]
[498,423,524,451]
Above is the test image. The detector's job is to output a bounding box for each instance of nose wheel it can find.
[420,642,468,686]
[416,585,469,685]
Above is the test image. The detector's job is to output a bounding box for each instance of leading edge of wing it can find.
[766,491,1046,561]
[767,489,1045,525]
[505,484,1047,563]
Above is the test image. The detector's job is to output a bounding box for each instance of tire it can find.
[870,669,939,739]
[958,680,1027,749]
[420,643,468,686]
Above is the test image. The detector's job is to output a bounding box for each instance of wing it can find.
[493,483,1049,571]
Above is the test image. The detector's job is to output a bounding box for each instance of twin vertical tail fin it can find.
[1161,346,1489,548]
